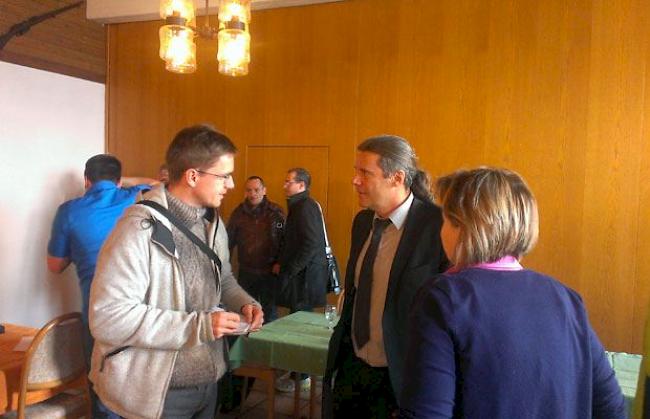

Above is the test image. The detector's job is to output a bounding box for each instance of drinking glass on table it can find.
[325,304,337,330]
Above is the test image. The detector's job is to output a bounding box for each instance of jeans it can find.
[163,382,219,419]
[83,321,121,419]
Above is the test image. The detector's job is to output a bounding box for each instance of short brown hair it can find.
[165,124,237,183]
[435,167,539,268]
[85,154,121,183]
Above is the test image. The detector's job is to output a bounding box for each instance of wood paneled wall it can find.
[106,0,650,353]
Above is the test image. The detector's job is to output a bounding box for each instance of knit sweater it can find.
[166,191,224,388]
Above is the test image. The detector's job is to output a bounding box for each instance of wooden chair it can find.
[3,312,91,419]
[232,364,275,419]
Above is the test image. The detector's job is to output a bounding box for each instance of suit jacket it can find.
[323,196,448,417]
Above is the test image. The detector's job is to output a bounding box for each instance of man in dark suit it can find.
[276,167,328,313]
[275,167,328,392]
[323,135,448,418]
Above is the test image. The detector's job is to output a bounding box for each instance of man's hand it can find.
[210,310,241,338]
[47,255,71,274]
[241,304,264,331]
[271,263,281,275]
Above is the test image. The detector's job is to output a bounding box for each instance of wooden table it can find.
[0,323,37,414]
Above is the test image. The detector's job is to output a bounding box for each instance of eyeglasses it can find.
[284,180,300,185]
[196,169,232,181]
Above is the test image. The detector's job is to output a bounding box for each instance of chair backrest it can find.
[336,288,345,313]
[17,312,87,415]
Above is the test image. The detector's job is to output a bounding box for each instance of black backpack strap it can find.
[140,200,222,271]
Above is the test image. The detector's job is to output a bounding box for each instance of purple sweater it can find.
[399,268,626,419]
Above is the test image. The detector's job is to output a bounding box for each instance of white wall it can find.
[0,61,104,327]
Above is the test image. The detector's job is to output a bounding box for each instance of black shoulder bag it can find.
[139,200,222,272]
[316,202,341,295]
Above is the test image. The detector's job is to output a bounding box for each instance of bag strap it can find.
[140,200,222,271]
[315,202,333,255]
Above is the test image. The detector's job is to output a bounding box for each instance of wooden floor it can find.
[218,375,322,419]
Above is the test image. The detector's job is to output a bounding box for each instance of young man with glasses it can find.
[88,124,263,419]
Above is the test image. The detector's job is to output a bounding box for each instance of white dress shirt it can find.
[352,192,414,366]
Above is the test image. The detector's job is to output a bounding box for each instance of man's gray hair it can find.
[357,135,433,203]
[288,167,311,190]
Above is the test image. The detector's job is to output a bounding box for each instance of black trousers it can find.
[332,351,397,418]
[238,270,278,322]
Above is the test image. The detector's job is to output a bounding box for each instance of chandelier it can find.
[159,0,251,76]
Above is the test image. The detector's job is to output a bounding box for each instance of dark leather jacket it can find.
[227,196,285,274]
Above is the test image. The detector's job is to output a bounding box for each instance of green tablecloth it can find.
[229,311,335,376]
[607,351,642,417]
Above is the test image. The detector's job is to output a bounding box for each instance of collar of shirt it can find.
[474,255,523,270]
[374,192,413,230]
[287,190,309,206]
[86,179,119,195]
[446,255,523,273]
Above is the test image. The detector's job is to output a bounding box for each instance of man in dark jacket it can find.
[276,167,328,392]
[323,135,448,418]
[227,176,285,322]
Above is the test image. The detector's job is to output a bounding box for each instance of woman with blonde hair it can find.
[399,167,625,419]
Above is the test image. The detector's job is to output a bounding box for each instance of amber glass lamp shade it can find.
[160,0,196,26]
[159,25,197,74]
[217,28,250,76]
[218,0,251,26]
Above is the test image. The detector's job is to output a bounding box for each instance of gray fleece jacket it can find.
[88,185,255,419]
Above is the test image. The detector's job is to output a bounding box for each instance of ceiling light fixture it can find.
[159,0,251,76]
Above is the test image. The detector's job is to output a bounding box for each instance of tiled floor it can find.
[218,375,322,419]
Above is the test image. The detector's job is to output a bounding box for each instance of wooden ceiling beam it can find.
[0,0,105,83]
